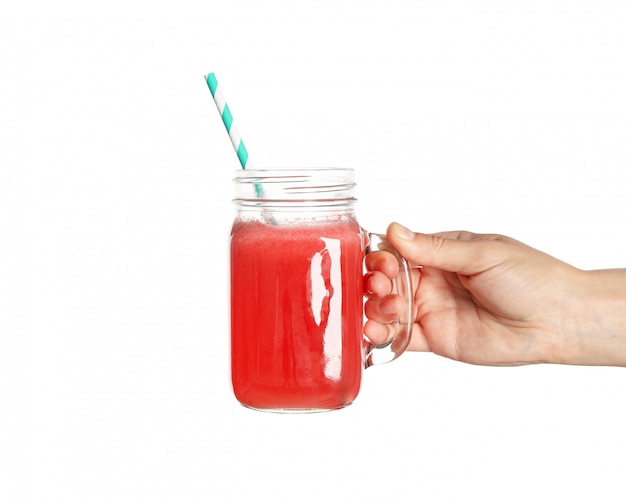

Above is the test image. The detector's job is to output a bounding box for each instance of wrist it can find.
[562,269,626,366]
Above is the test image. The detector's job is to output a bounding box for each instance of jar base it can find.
[240,402,352,414]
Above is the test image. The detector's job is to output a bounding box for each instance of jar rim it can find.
[233,167,354,178]
[233,168,356,203]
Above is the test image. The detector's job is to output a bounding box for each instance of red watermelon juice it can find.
[230,216,365,411]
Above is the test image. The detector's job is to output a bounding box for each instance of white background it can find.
[2,1,626,498]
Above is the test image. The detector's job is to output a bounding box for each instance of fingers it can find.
[363,294,403,346]
[364,271,393,297]
[365,250,399,278]
[364,250,397,298]
[364,319,395,346]
[386,222,508,275]
[363,249,409,346]
[364,294,405,324]
[363,251,406,326]
[364,317,432,352]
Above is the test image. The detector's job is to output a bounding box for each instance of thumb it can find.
[386,222,504,275]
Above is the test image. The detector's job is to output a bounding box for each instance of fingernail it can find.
[392,222,414,240]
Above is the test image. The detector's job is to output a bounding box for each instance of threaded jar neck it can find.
[233,168,357,208]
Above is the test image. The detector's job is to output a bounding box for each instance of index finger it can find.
[365,250,399,279]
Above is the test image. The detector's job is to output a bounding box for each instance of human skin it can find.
[364,223,626,367]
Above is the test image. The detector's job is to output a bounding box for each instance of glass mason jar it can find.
[230,168,413,412]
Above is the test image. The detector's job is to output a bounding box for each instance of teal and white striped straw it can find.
[205,73,252,170]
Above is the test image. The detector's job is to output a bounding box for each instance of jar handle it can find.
[363,232,415,368]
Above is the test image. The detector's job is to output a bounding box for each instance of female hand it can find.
[364,223,626,366]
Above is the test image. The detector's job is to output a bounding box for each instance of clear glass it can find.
[230,168,413,412]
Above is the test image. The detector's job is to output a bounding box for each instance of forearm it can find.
[565,269,626,366]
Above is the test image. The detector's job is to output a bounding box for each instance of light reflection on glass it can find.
[309,237,343,380]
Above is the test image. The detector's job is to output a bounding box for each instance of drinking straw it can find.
[205,72,264,200]
[205,73,252,170]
